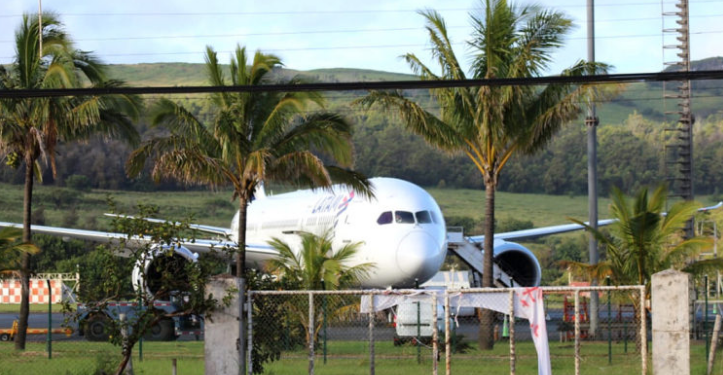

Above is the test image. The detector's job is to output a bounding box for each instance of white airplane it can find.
[2,177,719,292]
[0,178,446,290]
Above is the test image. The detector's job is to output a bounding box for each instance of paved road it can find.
[1,310,635,343]
[0,313,204,342]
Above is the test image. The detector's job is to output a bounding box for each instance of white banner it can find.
[361,288,551,375]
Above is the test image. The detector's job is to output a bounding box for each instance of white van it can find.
[393,301,444,345]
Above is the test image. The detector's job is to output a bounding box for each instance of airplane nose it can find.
[396,231,442,278]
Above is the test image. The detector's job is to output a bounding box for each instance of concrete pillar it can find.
[205,275,244,375]
[652,269,691,375]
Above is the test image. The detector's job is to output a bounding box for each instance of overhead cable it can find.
[2,70,723,99]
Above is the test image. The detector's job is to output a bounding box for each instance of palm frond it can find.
[354,90,461,153]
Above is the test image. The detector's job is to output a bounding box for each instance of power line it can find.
[2,12,721,45]
[4,26,721,61]
[2,70,723,99]
[2,0,721,18]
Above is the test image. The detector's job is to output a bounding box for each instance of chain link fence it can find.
[248,286,647,375]
[5,283,722,374]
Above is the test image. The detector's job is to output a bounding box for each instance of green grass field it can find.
[0,339,719,374]
[0,182,616,230]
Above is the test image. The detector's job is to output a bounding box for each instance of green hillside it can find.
[106,63,415,87]
[106,61,723,127]
[2,60,722,197]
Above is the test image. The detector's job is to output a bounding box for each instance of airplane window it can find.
[377,211,393,225]
[395,211,415,224]
[415,210,432,224]
[430,211,440,224]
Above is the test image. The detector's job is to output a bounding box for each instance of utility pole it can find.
[662,0,694,238]
[586,0,600,338]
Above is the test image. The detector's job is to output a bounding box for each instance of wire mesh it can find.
[0,284,666,375]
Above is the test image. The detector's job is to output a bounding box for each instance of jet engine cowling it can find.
[131,244,199,299]
[493,240,542,287]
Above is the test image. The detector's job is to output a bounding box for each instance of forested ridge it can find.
[2,58,723,196]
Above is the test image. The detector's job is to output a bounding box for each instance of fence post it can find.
[606,277,611,365]
[308,292,314,375]
[368,292,375,375]
[706,275,710,360]
[432,292,438,375]
[640,285,647,375]
[322,280,327,365]
[138,295,143,362]
[509,289,515,375]
[415,278,421,364]
[574,289,580,375]
[204,275,244,375]
[652,270,689,375]
[444,292,451,375]
[46,279,52,359]
[247,292,253,375]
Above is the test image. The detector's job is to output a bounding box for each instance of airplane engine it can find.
[494,241,542,287]
[131,244,199,298]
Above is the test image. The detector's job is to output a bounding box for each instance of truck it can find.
[77,299,202,342]
[391,270,474,345]
[393,300,444,346]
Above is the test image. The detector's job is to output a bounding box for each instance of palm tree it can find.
[266,230,373,345]
[0,13,141,350]
[266,229,373,290]
[356,0,616,349]
[567,185,717,293]
[127,45,371,279]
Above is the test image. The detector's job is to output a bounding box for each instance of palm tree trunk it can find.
[237,197,249,278]
[15,154,34,350]
[478,181,496,350]
[236,196,249,374]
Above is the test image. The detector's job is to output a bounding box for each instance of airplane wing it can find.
[0,221,276,259]
[467,201,722,243]
[103,214,232,237]
[467,219,617,243]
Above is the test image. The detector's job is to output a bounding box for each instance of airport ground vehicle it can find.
[392,300,444,345]
[0,319,72,341]
[77,300,202,342]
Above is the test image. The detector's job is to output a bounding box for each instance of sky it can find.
[0,0,721,77]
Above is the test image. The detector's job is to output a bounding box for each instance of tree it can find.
[568,184,718,293]
[0,13,141,350]
[265,230,373,349]
[266,229,373,290]
[356,0,616,349]
[127,45,370,279]
[63,203,230,375]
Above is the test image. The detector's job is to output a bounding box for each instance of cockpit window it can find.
[377,211,393,225]
[415,210,432,224]
[395,211,415,224]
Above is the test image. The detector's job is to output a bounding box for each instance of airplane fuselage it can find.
[230,178,448,288]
